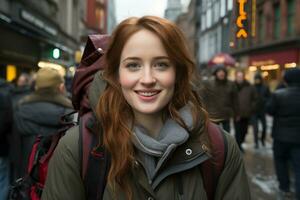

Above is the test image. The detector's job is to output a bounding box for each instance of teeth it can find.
[138,92,158,96]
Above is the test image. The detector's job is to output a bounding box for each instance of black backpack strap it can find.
[201,122,228,200]
[79,112,111,200]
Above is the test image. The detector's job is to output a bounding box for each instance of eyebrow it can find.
[121,56,170,63]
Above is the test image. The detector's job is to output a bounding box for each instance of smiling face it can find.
[119,29,176,119]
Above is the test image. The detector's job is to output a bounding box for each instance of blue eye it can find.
[126,63,140,70]
[155,62,169,69]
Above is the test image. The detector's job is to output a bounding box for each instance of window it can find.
[258,10,264,42]
[220,0,226,17]
[214,1,220,23]
[287,0,295,36]
[201,13,206,31]
[227,0,233,11]
[207,7,212,28]
[202,0,207,12]
[95,8,105,30]
[273,3,280,39]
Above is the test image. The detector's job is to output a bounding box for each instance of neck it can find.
[134,111,163,138]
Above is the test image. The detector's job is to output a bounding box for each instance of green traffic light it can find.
[52,48,60,59]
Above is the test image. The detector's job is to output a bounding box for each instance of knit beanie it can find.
[35,67,64,90]
[212,64,227,76]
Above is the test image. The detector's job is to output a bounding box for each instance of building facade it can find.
[0,0,82,80]
[196,0,234,68]
[176,0,197,57]
[107,0,117,34]
[165,0,183,22]
[230,0,300,88]
[84,0,108,35]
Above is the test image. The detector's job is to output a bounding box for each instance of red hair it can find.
[97,16,209,199]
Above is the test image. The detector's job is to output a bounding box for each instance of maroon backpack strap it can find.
[201,122,227,200]
[79,112,94,178]
[79,112,111,200]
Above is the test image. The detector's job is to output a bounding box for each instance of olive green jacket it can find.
[42,126,251,200]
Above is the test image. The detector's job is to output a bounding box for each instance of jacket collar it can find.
[134,132,211,190]
[20,89,72,108]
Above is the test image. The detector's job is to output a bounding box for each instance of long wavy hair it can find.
[97,16,210,199]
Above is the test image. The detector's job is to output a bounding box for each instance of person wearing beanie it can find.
[13,67,73,178]
[252,73,270,148]
[199,64,238,133]
[266,68,300,199]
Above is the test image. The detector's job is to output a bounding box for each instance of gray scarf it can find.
[131,105,193,184]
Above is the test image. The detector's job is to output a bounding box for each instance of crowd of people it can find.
[200,65,300,200]
[0,68,72,199]
[0,15,299,200]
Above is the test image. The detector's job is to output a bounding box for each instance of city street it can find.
[243,134,277,200]
[240,117,280,200]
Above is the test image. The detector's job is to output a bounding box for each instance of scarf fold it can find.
[131,105,193,184]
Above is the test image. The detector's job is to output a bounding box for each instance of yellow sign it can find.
[236,0,248,39]
[6,65,16,81]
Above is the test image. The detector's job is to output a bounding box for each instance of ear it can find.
[58,83,66,94]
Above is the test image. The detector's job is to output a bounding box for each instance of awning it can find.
[249,49,299,66]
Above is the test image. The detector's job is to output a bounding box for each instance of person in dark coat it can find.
[11,73,32,107]
[234,70,258,152]
[14,67,73,177]
[0,78,13,200]
[252,73,270,148]
[200,64,238,133]
[266,68,300,200]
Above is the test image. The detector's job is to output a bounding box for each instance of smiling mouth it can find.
[135,91,161,97]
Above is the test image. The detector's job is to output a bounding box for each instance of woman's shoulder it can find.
[221,130,243,166]
[56,125,81,163]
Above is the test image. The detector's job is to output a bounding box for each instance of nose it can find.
[140,66,156,85]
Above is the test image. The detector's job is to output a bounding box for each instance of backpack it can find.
[9,34,227,200]
[8,111,77,200]
[8,34,109,200]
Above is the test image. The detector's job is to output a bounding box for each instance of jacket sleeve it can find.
[266,92,277,116]
[42,126,86,200]
[0,92,13,135]
[214,133,251,200]
[251,86,259,114]
[231,83,239,117]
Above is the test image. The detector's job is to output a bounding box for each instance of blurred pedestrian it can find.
[42,16,251,199]
[11,73,32,107]
[0,78,13,200]
[13,67,73,177]
[234,70,258,152]
[252,73,270,148]
[266,68,300,200]
[200,64,238,133]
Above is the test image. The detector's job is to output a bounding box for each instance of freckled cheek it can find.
[119,73,138,89]
[160,72,176,89]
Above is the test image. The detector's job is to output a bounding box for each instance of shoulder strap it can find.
[201,122,228,200]
[79,112,111,200]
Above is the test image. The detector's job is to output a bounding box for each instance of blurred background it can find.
[1,0,299,90]
[1,0,300,199]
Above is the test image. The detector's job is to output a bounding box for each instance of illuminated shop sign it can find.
[236,0,248,38]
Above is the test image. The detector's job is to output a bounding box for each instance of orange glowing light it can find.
[236,0,248,39]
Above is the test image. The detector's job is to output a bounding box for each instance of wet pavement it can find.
[243,134,277,200]
[230,116,278,199]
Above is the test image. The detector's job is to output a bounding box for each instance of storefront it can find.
[0,4,78,81]
[247,48,299,90]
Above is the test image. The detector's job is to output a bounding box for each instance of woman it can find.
[42,16,250,200]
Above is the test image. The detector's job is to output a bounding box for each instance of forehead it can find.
[120,29,168,60]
